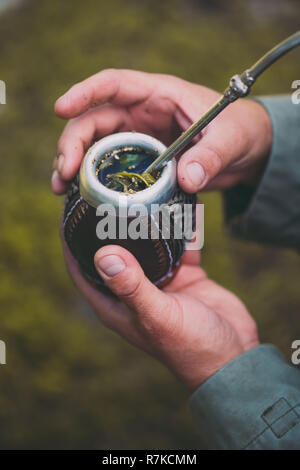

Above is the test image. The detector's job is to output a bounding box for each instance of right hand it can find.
[52,69,272,195]
[62,240,259,391]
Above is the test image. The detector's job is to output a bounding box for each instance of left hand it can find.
[63,239,259,390]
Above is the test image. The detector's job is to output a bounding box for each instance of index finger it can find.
[55,68,155,119]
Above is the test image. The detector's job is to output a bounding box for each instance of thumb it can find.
[94,245,174,328]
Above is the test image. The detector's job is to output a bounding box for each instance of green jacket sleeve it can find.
[223,95,300,249]
[190,96,300,450]
[190,345,300,450]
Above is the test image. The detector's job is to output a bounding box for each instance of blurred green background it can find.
[0,0,299,449]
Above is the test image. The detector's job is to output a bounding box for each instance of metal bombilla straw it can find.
[144,31,300,177]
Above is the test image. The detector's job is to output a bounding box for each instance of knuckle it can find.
[62,117,77,133]
[99,68,118,83]
[114,272,143,299]
[102,67,117,75]
[57,134,66,152]
[68,82,82,98]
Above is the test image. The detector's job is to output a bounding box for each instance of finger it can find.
[55,69,155,119]
[55,104,130,184]
[181,250,201,266]
[177,111,248,193]
[94,245,178,335]
[51,170,68,195]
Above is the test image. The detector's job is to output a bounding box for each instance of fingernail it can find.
[52,156,58,170]
[186,162,205,188]
[57,154,65,174]
[96,255,126,277]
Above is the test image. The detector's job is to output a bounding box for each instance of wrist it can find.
[181,338,260,392]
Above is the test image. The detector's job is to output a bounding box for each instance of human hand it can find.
[63,240,259,390]
[52,69,272,195]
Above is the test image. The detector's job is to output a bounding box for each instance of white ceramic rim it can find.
[79,132,177,212]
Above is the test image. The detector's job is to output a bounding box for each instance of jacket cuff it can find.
[223,95,300,249]
[190,344,300,450]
